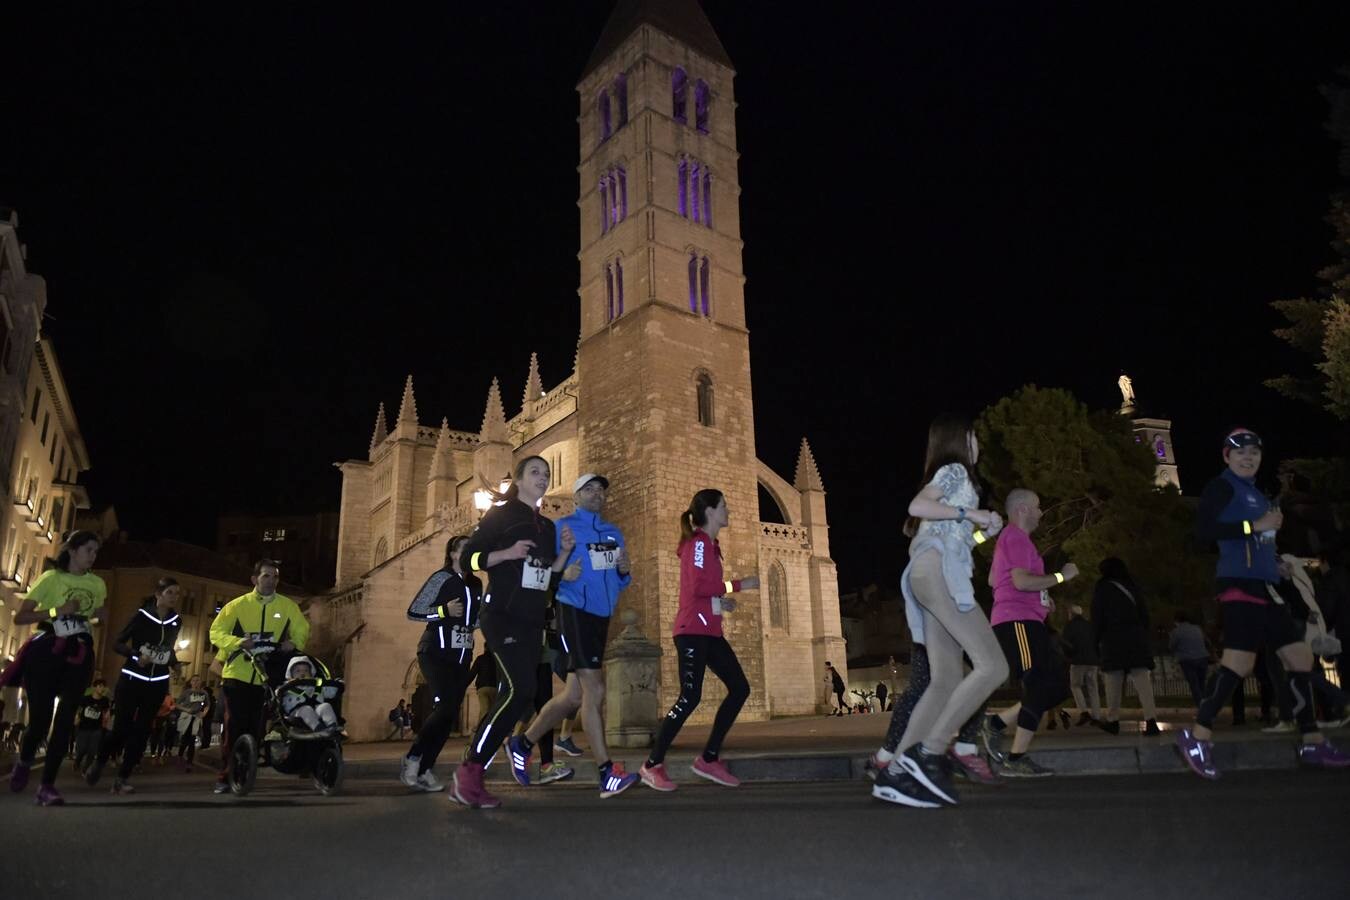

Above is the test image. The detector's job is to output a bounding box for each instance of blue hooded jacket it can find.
[554,509,632,616]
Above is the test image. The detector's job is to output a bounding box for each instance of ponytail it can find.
[678,489,724,549]
[483,455,548,505]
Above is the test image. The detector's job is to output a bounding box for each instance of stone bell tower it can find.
[574,0,766,718]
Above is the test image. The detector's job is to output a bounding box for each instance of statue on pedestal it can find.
[1117,373,1136,410]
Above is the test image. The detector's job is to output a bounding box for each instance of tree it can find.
[976,385,1212,620]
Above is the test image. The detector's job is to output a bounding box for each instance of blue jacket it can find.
[1196,469,1279,586]
[555,510,631,616]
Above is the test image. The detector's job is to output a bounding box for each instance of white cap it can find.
[572,473,609,493]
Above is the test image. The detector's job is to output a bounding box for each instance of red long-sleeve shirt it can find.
[673,529,744,638]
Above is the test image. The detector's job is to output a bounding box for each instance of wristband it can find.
[972,530,987,545]
[435,605,446,620]
[1242,520,1252,536]
[49,607,59,618]
[724,581,735,594]
[1054,572,1065,585]
[956,507,966,522]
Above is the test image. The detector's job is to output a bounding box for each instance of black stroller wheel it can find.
[313,744,343,795]
[229,734,258,796]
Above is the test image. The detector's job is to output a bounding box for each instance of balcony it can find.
[24,508,44,534]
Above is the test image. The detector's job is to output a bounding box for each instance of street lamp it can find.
[178,638,191,650]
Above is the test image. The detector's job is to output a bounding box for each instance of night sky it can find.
[4,2,1349,590]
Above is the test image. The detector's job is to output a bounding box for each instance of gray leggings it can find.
[1103,669,1157,721]
[899,550,1010,754]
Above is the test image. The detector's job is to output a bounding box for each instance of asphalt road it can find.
[3,766,1348,899]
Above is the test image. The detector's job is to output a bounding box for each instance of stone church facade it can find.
[311,1,847,742]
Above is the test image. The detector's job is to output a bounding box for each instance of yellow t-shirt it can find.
[25,568,107,617]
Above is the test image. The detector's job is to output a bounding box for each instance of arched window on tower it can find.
[373,536,389,567]
[690,161,700,223]
[688,253,698,312]
[615,72,628,128]
[699,255,711,316]
[672,67,688,123]
[617,166,627,220]
[605,263,615,323]
[599,176,609,234]
[615,257,624,317]
[696,371,715,427]
[768,562,787,630]
[702,169,712,227]
[677,158,688,217]
[695,79,710,133]
[598,89,612,143]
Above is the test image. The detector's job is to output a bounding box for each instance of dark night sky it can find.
[4,2,1349,590]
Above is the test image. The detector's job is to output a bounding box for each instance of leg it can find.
[117,682,168,781]
[1180,659,1206,707]
[879,645,929,755]
[466,636,539,765]
[1276,640,1322,742]
[574,669,609,764]
[218,681,267,783]
[408,656,471,773]
[1085,666,1102,719]
[97,678,140,767]
[534,663,555,766]
[1129,668,1158,720]
[1069,665,1089,715]
[41,659,93,787]
[646,636,709,767]
[701,638,750,762]
[1194,648,1256,741]
[1103,670,1125,722]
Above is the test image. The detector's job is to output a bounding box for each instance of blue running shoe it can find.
[507,735,532,786]
[600,763,639,798]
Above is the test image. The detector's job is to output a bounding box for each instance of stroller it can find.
[225,647,346,797]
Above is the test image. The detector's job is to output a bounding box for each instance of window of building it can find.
[605,263,615,322]
[699,256,711,316]
[48,436,57,464]
[690,161,700,223]
[598,89,612,143]
[702,170,712,227]
[599,176,609,234]
[40,412,49,446]
[615,258,624,318]
[768,562,787,629]
[616,166,627,221]
[695,79,710,133]
[678,158,688,217]
[672,67,688,122]
[263,528,288,542]
[373,536,389,566]
[615,72,628,128]
[56,445,65,479]
[696,372,715,427]
[688,253,698,312]
[29,387,39,424]
[14,455,28,499]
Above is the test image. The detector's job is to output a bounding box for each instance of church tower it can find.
[576,1,766,718]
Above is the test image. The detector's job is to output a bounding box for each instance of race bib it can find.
[711,596,725,616]
[521,557,550,591]
[52,615,90,637]
[83,707,102,720]
[450,625,474,649]
[587,541,619,571]
[247,633,278,654]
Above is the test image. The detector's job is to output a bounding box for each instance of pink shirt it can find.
[990,524,1049,626]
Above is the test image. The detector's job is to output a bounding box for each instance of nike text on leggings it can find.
[647,635,749,766]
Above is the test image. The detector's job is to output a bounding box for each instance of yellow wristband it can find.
[972,530,987,545]
[724,581,735,594]
[1242,520,1252,536]
[436,606,446,620]
[49,607,58,618]
[469,551,484,571]
[1054,572,1065,584]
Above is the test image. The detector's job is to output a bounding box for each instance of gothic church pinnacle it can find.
[369,402,387,451]
[396,374,418,428]
[523,352,544,406]
[794,437,824,491]
[480,377,509,442]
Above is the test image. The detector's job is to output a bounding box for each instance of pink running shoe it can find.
[451,762,501,809]
[948,749,1001,786]
[1298,740,1350,768]
[691,757,740,787]
[35,784,64,806]
[9,761,31,793]
[639,762,678,792]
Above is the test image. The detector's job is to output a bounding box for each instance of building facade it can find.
[312,1,847,741]
[217,511,339,593]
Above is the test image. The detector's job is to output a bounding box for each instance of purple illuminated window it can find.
[599,90,612,143]
[616,258,624,316]
[702,170,711,227]
[616,73,628,128]
[1155,438,1166,459]
[599,177,609,234]
[688,254,697,312]
[690,161,700,222]
[605,263,615,322]
[672,68,688,122]
[618,167,627,220]
[678,158,688,217]
[699,256,710,316]
[695,80,709,133]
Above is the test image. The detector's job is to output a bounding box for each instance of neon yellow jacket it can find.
[209,590,309,685]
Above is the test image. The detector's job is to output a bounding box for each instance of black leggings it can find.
[466,621,540,765]
[19,634,95,787]
[98,677,169,780]
[407,653,472,773]
[647,635,750,766]
[881,644,984,754]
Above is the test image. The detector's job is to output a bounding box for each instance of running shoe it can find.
[639,762,678,792]
[599,763,638,798]
[34,784,64,806]
[863,752,892,783]
[9,761,31,793]
[112,778,135,795]
[980,716,1006,764]
[451,762,501,809]
[1297,740,1350,768]
[947,748,1000,785]
[1057,709,1072,730]
[1262,720,1296,734]
[871,764,942,809]
[999,755,1054,778]
[416,770,445,792]
[691,757,740,787]
[1099,720,1121,735]
[399,753,421,788]
[555,736,583,757]
[1175,727,1218,780]
[506,736,532,786]
[538,762,575,784]
[898,745,957,805]
[1144,719,1162,736]
[213,779,230,794]
[1316,715,1350,729]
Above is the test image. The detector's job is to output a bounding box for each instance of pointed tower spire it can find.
[523,352,544,407]
[433,417,452,459]
[480,377,508,443]
[369,402,388,452]
[582,0,732,80]
[794,437,824,491]
[395,374,418,429]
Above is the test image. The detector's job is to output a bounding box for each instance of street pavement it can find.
[3,764,1348,899]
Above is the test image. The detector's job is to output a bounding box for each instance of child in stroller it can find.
[280,656,342,734]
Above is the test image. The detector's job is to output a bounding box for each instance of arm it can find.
[112,613,140,660]
[14,571,78,624]
[1193,478,1247,544]
[209,600,245,657]
[406,572,459,622]
[462,509,536,573]
[1011,567,1077,592]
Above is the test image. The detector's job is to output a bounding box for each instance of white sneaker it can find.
[1262,721,1296,734]
[400,754,421,788]
[416,770,444,792]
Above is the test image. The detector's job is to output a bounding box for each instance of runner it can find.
[208,559,310,794]
[873,415,1008,808]
[638,488,759,792]
[1176,428,1350,777]
[450,456,575,809]
[72,678,110,776]
[176,674,211,772]
[401,534,481,792]
[982,488,1078,777]
[86,577,183,793]
[3,531,106,806]
[512,473,637,798]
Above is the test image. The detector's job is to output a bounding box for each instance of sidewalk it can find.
[196,708,1347,783]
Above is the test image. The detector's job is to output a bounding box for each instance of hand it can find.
[1253,509,1283,533]
[984,512,1003,535]
[55,599,81,616]
[279,640,295,653]
[720,597,737,612]
[740,576,760,591]
[446,599,465,618]
[563,561,583,582]
[504,539,537,561]
[240,637,256,650]
[616,547,630,575]
[967,509,996,529]
[559,526,576,553]
[1061,562,1079,582]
